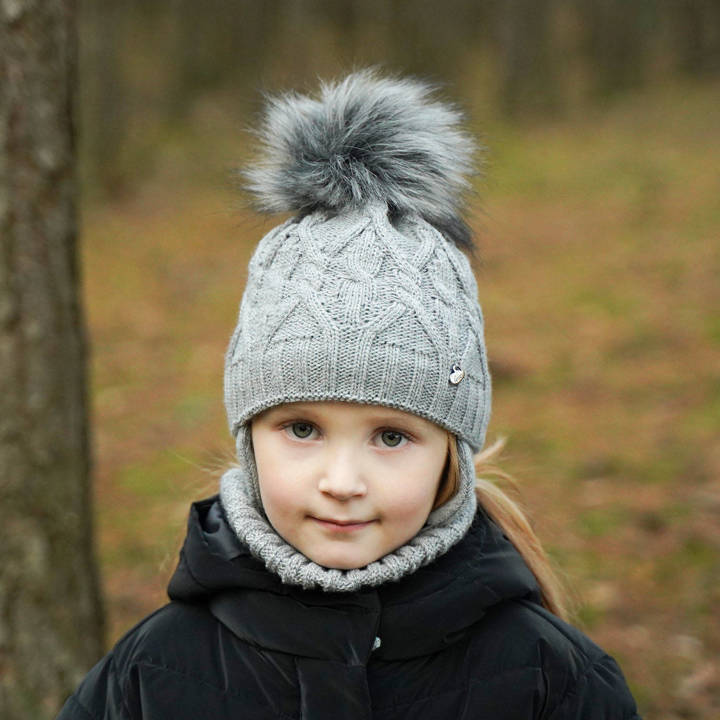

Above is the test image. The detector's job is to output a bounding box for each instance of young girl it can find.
[58,69,641,719]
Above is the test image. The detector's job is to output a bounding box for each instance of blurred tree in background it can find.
[78,0,720,195]
[0,1,105,719]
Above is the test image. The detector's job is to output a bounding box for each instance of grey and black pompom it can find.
[242,68,481,249]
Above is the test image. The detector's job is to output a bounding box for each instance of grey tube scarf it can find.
[219,423,478,593]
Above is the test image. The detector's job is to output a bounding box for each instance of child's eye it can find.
[379,430,407,448]
[287,422,315,439]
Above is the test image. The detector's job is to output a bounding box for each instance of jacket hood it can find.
[167,496,541,662]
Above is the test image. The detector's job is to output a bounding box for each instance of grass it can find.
[82,78,720,719]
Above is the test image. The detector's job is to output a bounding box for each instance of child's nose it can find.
[317,447,367,500]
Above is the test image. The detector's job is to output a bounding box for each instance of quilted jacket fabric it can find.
[57,496,641,719]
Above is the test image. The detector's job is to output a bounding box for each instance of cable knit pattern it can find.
[224,202,491,452]
[219,431,478,592]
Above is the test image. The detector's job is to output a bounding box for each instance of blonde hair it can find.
[434,433,570,620]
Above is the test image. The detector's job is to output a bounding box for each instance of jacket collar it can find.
[168,496,540,662]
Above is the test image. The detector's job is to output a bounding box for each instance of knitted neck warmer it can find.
[219,424,478,593]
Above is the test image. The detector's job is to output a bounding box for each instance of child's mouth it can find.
[311,517,375,532]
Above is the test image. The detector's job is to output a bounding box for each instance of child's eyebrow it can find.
[260,404,322,422]
[360,410,422,426]
[266,403,319,416]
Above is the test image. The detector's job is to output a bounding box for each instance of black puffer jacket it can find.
[58,496,641,719]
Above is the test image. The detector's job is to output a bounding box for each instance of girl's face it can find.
[251,401,448,570]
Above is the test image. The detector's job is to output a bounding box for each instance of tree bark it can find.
[0,1,105,718]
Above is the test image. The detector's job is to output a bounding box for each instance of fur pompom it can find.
[242,68,480,249]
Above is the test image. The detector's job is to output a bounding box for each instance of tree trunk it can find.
[494,0,559,117]
[0,1,105,718]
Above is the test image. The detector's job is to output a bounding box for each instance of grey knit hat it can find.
[220,69,492,591]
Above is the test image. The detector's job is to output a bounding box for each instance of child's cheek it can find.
[382,482,438,521]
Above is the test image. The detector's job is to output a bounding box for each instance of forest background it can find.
[78,2,719,718]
